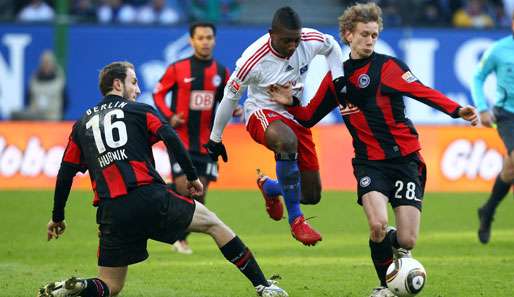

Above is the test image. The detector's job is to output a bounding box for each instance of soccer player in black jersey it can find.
[153,22,242,253]
[268,3,478,297]
[39,61,287,297]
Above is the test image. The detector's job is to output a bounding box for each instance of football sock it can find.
[369,237,393,287]
[176,231,190,241]
[387,228,400,249]
[262,178,282,196]
[81,278,110,297]
[275,154,303,224]
[481,175,510,216]
[220,236,268,287]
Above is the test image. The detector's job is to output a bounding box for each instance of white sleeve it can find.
[209,59,256,142]
[323,34,345,80]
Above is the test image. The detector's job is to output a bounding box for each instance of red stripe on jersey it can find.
[63,137,81,164]
[146,112,163,135]
[92,179,100,206]
[102,164,128,198]
[238,45,270,81]
[348,111,386,160]
[153,64,176,119]
[375,90,420,156]
[236,42,269,81]
[301,37,325,42]
[167,188,194,204]
[347,62,386,159]
[302,31,324,37]
[130,161,153,186]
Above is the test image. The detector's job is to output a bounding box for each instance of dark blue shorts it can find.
[494,107,514,154]
[172,152,218,181]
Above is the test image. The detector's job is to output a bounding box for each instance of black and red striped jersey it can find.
[52,95,197,222]
[287,52,462,160]
[153,55,229,155]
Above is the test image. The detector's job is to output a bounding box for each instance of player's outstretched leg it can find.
[38,276,110,297]
[275,153,322,246]
[477,174,510,244]
[256,168,284,221]
[188,202,288,296]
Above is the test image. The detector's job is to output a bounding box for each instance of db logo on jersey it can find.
[190,91,215,110]
[360,176,371,187]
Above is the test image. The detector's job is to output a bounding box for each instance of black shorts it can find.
[494,107,514,154]
[352,152,427,210]
[96,183,196,267]
[172,152,218,181]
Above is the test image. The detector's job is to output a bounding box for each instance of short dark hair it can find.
[271,6,302,31]
[98,61,134,96]
[189,22,216,37]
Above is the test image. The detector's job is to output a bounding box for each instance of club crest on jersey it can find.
[360,176,371,187]
[229,80,241,95]
[300,64,308,75]
[212,74,221,87]
[358,74,370,88]
[401,71,417,83]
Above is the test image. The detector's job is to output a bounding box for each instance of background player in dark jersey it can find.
[39,61,287,297]
[153,22,242,254]
[268,3,478,296]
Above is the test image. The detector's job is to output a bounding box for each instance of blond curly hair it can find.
[338,2,383,45]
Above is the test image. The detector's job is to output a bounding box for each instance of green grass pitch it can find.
[0,190,513,296]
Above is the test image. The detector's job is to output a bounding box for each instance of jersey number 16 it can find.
[85,109,128,153]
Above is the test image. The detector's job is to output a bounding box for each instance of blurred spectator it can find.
[378,0,403,26]
[138,0,181,24]
[415,0,451,26]
[97,0,137,23]
[189,0,241,23]
[11,50,67,121]
[71,0,97,22]
[17,0,54,22]
[0,0,15,21]
[453,0,494,28]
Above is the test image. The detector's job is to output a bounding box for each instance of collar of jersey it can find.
[347,51,375,68]
[268,38,290,60]
[103,94,127,102]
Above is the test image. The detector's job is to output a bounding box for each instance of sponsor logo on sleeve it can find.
[228,80,241,95]
[401,71,418,83]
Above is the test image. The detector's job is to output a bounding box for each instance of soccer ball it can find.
[386,258,426,297]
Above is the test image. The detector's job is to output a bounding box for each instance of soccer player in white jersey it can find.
[205,6,345,246]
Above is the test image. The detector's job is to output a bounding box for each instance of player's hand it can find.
[333,76,347,108]
[232,105,244,117]
[204,139,228,162]
[47,220,66,241]
[458,105,479,126]
[479,111,495,128]
[187,178,204,197]
[268,83,294,106]
[170,112,185,128]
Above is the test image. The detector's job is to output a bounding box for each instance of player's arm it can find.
[471,46,496,112]
[49,126,87,240]
[381,58,477,125]
[153,64,177,119]
[146,109,198,181]
[269,72,339,128]
[207,60,252,162]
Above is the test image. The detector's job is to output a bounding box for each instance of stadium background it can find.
[0,1,510,192]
